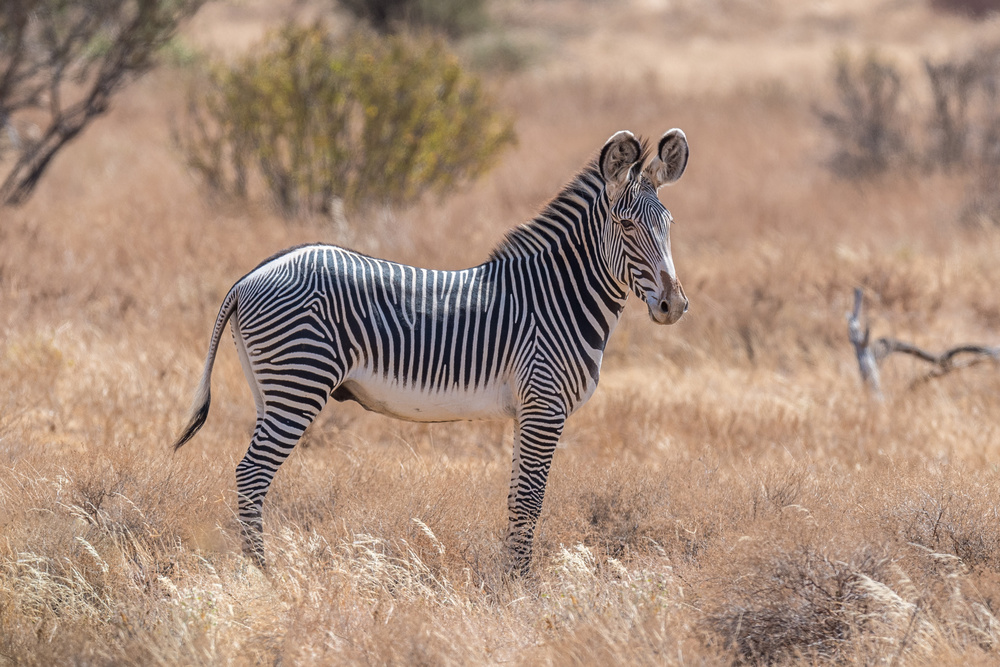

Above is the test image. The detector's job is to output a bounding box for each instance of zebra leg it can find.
[230,312,342,567]
[235,424,268,567]
[504,401,567,576]
[235,398,328,568]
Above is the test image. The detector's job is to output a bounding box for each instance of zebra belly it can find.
[332,375,515,423]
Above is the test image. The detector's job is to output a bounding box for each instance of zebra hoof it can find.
[241,544,267,570]
[503,554,531,579]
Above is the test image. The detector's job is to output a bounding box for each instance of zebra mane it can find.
[487,137,651,263]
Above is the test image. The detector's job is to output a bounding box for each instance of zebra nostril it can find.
[659,300,670,313]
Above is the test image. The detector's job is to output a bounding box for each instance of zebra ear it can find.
[644,128,689,189]
[599,131,642,194]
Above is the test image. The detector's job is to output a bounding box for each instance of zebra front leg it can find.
[504,402,566,576]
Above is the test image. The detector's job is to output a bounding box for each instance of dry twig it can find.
[847,287,1000,397]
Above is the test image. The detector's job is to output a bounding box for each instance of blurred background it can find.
[4,0,1000,663]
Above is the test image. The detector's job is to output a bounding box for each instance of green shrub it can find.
[178,23,515,216]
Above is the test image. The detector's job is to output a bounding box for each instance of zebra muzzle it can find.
[649,281,688,325]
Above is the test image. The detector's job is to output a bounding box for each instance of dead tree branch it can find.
[0,0,206,207]
[847,288,1000,396]
[847,287,882,397]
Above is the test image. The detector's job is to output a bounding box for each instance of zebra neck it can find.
[485,165,629,345]
[488,166,607,263]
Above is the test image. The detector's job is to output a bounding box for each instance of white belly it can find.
[333,373,515,422]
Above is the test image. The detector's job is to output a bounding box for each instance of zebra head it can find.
[600,129,690,325]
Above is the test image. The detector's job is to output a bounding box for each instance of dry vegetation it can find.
[4,0,1000,663]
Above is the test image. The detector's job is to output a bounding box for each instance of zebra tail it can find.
[173,285,239,450]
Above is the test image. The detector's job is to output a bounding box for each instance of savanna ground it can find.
[4,0,1000,663]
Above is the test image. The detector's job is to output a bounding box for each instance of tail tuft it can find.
[173,391,210,450]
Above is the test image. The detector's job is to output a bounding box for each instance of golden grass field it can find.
[5,0,1000,663]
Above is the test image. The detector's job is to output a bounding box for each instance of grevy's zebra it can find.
[174,129,690,574]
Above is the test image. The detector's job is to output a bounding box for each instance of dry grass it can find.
[4,0,1000,663]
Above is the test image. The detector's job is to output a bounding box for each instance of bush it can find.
[335,0,488,38]
[817,50,908,177]
[924,46,1000,167]
[178,23,515,216]
[819,44,1000,187]
[931,0,1000,19]
[711,546,894,663]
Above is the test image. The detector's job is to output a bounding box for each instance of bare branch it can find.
[848,288,1000,397]
[0,0,206,206]
[847,287,882,398]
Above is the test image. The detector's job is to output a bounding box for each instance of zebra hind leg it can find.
[235,398,328,568]
[229,307,341,568]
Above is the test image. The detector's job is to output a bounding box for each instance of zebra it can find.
[173,128,690,574]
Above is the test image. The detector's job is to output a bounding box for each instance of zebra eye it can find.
[620,218,635,230]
